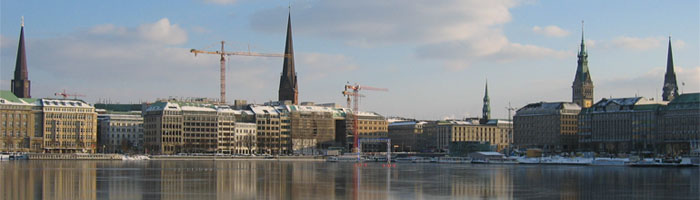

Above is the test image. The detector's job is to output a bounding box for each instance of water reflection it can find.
[0,160,698,199]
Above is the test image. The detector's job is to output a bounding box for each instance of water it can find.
[0,160,698,200]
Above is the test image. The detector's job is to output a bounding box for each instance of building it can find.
[572,23,594,108]
[388,121,426,152]
[250,105,289,155]
[278,12,298,104]
[231,122,257,155]
[0,91,41,152]
[284,105,337,154]
[11,18,31,99]
[41,99,98,153]
[657,93,699,155]
[423,119,512,153]
[144,101,183,155]
[578,97,664,154]
[97,112,143,153]
[349,111,389,152]
[514,102,580,152]
[662,37,679,101]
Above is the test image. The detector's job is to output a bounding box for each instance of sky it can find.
[1,0,698,120]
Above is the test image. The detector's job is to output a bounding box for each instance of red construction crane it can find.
[54,89,86,99]
[342,82,388,153]
[190,41,288,104]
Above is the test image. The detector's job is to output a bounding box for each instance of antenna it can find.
[21,16,24,27]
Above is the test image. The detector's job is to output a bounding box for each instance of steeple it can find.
[572,21,593,108]
[11,16,31,98]
[662,36,679,101]
[481,79,491,124]
[278,10,298,104]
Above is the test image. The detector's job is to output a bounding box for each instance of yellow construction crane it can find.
[190,41,288,104]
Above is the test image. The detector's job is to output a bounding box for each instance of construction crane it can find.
[54,89,85,99]
[190,41,287,104]
[342,82,388,153]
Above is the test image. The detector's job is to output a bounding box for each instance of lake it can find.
[0,160,698,199]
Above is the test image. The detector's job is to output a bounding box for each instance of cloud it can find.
[191,26,212,34]
[249,0,563,69]
[598,66,700,99]
[609,36,664,50]
[532,25,570,37]
[250,0,518,44]
[202,0,237,5]
[86,18,187,45]
[296,53,358,80]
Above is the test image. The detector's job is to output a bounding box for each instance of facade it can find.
[41,99,97,153]
[0,91,41,152]
[232,122,257,154]
[97,112,143,153]
[278,12,298,104]
[11,19,31,99]
[251,105,289,155]
[144,101,184,155]
[215,108,237,154]
[388,121,425,152]
[514,102,581,152]
[578,97,663,154]
[352,111,389,152]
[423,119,512,153]
[284,105,336,154]
[662,37,679,101]
[658,93,700,155]
[572,24,594,108]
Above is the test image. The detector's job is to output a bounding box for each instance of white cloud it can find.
[137,18,187,45]
[86,18,187,45]
[610,36,663,50]
[202,0,237,5]
[249,0,564,69]
[297,53,358,80]
[598,66,700,99]
[532,25,570,37]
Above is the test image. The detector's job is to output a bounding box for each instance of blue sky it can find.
[1,0,698,120]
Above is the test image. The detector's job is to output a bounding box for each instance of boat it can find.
[327,155,367,162]
[472,157,518,164]
[627,158,696,167]
[122,155,151,161]
[591,158,629,166]
[0,154,9,161]
[411,157,437,163]
[438,157,472,164]
[394,157,416,163]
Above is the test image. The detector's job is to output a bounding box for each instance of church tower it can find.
[480,80,491,124]
[572,21,593,108]
[662,36,679,101]
[278,11,298,104]
[11,17,31,98]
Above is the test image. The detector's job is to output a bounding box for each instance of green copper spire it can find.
[482,79,490,122]
[572,21,594,108]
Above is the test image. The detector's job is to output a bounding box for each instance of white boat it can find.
[122,155,151,161]
[591,158,630,166]
[438,157,472,164]
[472,157,518,164]
[0,154,9,161]
[327,155,367,162]
[394,157,416,163]
[412,157,437,163]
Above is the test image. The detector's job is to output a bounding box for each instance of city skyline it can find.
[1,0,698,120]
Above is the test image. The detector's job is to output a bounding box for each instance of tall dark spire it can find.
[11,16,31,98]
[481,79,491,124]
[662,36,679,101]
[572,21,593,108]
[278,11,298,104]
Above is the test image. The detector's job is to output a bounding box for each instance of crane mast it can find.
[342,83,387,153]
[190,41,287,104]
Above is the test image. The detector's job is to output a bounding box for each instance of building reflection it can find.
[1,161,697,199]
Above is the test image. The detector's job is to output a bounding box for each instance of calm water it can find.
[0,160,698,200]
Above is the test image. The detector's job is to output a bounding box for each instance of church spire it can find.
[481,79,491,124]
[278,10,298,104]
[662,36,679,101]
[11,16,31,98]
